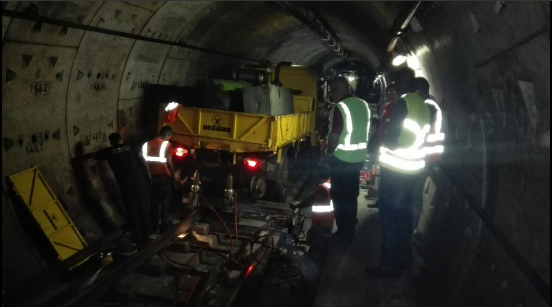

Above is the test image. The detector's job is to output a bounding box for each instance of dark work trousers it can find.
[300,226,331,304]
[119,177,151,245]
[378,167,425,268]
[329,157,364,240]
[150,176,172,233]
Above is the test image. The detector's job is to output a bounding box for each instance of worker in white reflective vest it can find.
[415,77,445,163]
[290,163,334,229]
[142,126,176,234]
[290,163,332,301]
[326,77,371,243]
[366,67,431,278]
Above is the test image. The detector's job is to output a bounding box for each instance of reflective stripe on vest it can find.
[423,145,445,155]
[380,119,430,172]
[312,182,334,213]
[425,99,442,138]
[334,97,371,163]
[423,99,445,154]
[379,93,431,174]
[142,140,169,163]
[312,202,334,212]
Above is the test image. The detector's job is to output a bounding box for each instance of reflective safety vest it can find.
[379,93,431,174]
[423,99,445,161]
[143,138,171,176]
[334,97,371,163]
[311,182,335,228]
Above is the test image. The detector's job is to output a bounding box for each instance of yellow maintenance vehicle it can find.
[148,62,322,204]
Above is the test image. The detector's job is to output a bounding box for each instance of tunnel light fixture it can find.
[407,55,422,71]
[392,55,408,66]
[165,102,179,112]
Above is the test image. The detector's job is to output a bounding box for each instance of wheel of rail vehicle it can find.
[275,150,291,202]
[250,175,267,199]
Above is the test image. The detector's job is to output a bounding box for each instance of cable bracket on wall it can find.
[277,2,352,63]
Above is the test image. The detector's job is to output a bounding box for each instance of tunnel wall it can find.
[408,2,550,306]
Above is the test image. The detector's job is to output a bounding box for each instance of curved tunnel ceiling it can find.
[178,1,391,68]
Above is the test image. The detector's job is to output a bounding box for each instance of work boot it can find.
[365,265,402,278]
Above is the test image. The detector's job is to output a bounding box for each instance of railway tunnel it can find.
[1,1,550,307]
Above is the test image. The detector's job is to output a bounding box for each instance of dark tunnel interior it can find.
[1,1,550,307]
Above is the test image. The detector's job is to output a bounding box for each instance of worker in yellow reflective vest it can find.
[413,77,445,245]
[142,126,176,234]
[415,77,445,163]
[326,77,371,243]
[366,67,431,278]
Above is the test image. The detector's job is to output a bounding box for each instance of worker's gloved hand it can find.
[290,200,301,210]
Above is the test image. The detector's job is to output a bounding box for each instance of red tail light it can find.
[243,158,261,169]
[245,264,255,278]
[174,147,188,158]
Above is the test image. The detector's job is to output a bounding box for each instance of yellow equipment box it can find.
[270,65,318,101]
[271,65,318,146]
[8,167,87,261]
[162,103,313,154]
[238,64,319,146]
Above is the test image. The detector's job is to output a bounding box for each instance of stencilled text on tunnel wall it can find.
[30,83,50,94]
[91,83,105,92]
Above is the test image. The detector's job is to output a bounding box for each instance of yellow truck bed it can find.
[161,100,313,154]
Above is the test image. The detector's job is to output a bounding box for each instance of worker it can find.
[412,77,445,246]
[415,77,445,162]
[290,163,332,302]
[290,163,334,230]
[326,76,371,243]
[366,67,431,277]
[378,83,400,147]
[143,126,176,234]
[78,133,152,246]
[366,83,400,202]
